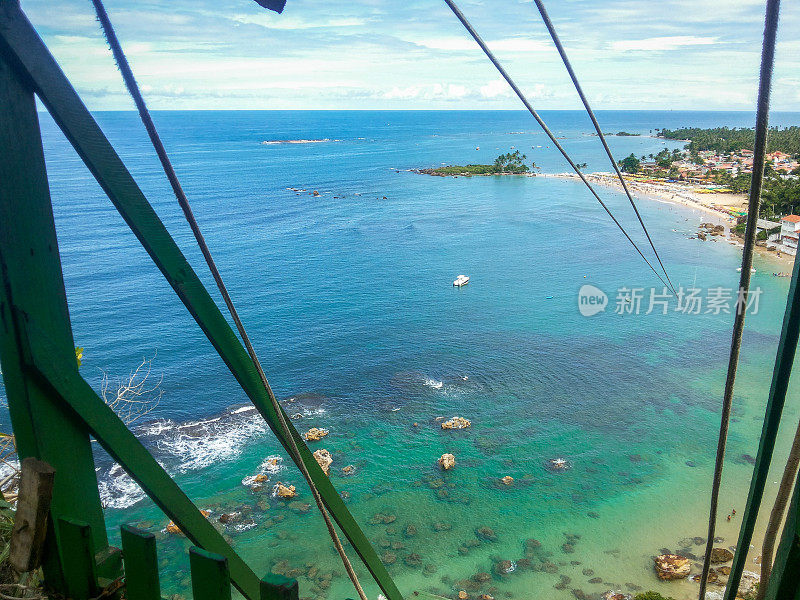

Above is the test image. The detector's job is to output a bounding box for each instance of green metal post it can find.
[24,324,262,599]
[57,519,98,600]
[764,479,800,600]
[121,525,161,600]
[261,573,299,600]
[190,548,232,600]
[724,233,800,598]
[0,11,109,590]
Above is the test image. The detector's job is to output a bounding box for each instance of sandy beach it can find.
[543,172,796,268]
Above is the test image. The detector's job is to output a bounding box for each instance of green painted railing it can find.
[57,519,301,600]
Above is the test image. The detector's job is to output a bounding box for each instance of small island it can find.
[416,150,536,177]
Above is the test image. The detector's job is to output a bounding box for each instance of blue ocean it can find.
[6,110,800,600]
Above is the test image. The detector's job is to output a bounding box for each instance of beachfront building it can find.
[778,215,800,255]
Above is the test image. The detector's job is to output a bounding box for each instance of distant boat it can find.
[736,267,757,273]
[453,275,470,287]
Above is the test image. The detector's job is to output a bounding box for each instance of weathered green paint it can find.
[23,322,262,599]
[57,519,98,600]
[724,240,800,600]
[0,6,401,600]
[261,573,299,600]
[0,20,108,591]
[190,548,232,600]
[765,479,800,600]
[121,525,161,600]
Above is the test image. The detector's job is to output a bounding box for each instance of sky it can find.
[19,0,800,111]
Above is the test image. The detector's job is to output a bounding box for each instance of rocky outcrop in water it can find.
[167,509,211,534]
[313,449,333,475]
[274,483,297,499]
[500,476,514,486]
[439,453,456,470]
[304,427,329,441]
[654,554,691,580]
[442,416,471,430]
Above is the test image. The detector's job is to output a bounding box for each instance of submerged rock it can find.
[710,547,734,563]
[404,553,423,567]
[601,593,631,600]
[493,560,514,576]
[442,417,471,430]
[404,524,418,538]
[475,527,497,542]
[218,512,240,524]
[439,453,456,470]
[654,554,691,580]
[371,513,397,525]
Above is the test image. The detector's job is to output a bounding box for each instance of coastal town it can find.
[639,149,799,182]
[416,126,800,259]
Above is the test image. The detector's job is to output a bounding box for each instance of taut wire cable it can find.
[442,0,675,294]
[530,0,675,293]
[90,2,370,600]
[698,1,781,598]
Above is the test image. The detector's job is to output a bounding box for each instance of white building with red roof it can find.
[779,215,800,255]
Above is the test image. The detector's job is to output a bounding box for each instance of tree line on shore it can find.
[657,126,800,156]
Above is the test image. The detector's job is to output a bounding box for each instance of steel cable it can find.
[698,1,781,598]
[89,3,370,599]
[442,0,674,294]
[530,0,675,293]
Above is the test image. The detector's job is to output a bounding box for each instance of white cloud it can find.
[229,13,366,30]
[383,83,471,101]
[480,79,511,98]
[414,37,549,52]
[610,36,718,52]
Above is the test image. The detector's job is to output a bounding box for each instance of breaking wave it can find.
[96,397,328,510]
[424,378,443,390]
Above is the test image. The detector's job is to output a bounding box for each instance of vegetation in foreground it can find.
[418,150,536,176]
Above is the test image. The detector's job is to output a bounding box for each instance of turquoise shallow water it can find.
[2,110,800,600]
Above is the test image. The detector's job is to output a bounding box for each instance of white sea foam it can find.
[242,455,285,487]
[155,411,268,473]
[232,519,258,532]
[98,469,147,509]
[424,378,443,389]
[139,419,176,436]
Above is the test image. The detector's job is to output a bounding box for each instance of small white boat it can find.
[736,267,757,273]
[453,274,470,287]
